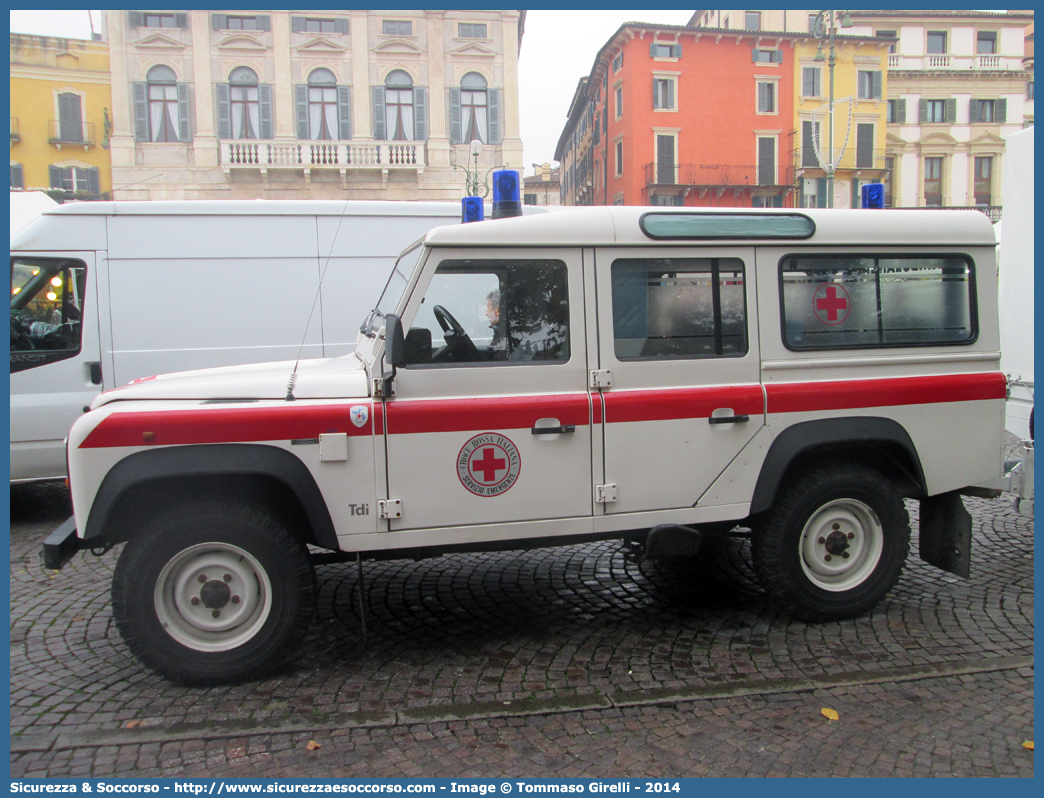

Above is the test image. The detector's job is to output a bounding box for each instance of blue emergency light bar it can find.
[461,196,484,223]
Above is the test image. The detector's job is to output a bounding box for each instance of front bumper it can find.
[42,516,80,570]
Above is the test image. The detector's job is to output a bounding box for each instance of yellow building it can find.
[791,28,891,208]
[10,33,113,200]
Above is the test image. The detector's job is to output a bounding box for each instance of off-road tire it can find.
[111,501,316,685]
[751,463,910,622]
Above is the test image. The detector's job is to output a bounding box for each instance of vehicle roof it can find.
[424,206,998,248]
[35,199,465,218]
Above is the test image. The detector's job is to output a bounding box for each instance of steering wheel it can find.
[432,304,481,362]
[10,316,34,351]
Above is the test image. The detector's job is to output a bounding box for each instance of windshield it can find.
[361,237,425,337]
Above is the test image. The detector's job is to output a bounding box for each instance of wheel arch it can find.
[83,444,339,550]
[750,417,926,516]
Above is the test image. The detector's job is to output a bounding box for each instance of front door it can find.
[594,246,764,515]
[383,247,593,533]
[10,252,101,480]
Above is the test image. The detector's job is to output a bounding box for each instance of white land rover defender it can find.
[43,207,1031,684]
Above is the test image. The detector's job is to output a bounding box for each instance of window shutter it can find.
[295,85,309,139]
[671,44,682,58]
[216,83,231,139]
[211,13,226,31]
[174,13,187,29]
[11,163,23,189]
[372,86,387,141]
[49,164,62,188]
[413,87,427,141]
[969,100,980,123]
[874,71,882,99]
[751,48,759,62]
[291,16,305,33]
[650,43,657,57]
[128,11,143,28]
[944,98,956,124]
[449,87,461,144]
[133,82,149,142]
[257,15,270,32]
[918,98,928,123]
[773,49,783,64]
[817,177,828,208]
[488,88,500,145]
[259,84,272,140]
[996,98,1007,123]
[334,17,350,35]
[178,83,190,142]
[87,167,100,197]
[667,80,674,110]
[337,86,352,140]
[897,98,906,123]
[803,68,813,97]
[652,78,660,109]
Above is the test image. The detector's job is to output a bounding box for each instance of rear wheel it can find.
[112,501,315,684]
[752,463,910,621]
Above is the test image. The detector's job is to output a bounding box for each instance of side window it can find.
[780,255,975,350]
[10,258,87,372]
[405,260,569,366]
[611,258,748,360]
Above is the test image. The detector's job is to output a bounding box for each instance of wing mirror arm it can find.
[382,314,406,398]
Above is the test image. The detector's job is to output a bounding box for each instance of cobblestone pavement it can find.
[9,467,1034,778]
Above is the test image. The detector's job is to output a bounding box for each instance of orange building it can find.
[557,23,882,208]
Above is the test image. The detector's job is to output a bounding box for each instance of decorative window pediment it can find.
[374,39,423,55]
[295,36,347,54]
[448,42,497,58]
[133,33,186,50]
[216,34,268,52]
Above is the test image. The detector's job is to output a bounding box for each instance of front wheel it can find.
[752,463,910,622]
[111,502,316,684]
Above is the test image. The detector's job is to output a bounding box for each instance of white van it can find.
[45,206,1032,684]
[9,200,518,482]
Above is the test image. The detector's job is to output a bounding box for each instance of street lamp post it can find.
[812,10,852,208]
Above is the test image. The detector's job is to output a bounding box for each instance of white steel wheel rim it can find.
[798,498,884,592]
[154,542,272,652]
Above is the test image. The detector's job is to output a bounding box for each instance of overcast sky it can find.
[9,9,694,175]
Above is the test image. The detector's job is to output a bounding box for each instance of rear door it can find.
[594,245,764,515]
[10,252,101,480]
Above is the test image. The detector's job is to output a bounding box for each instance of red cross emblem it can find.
[457,433,522,497]
[813,283,851,325]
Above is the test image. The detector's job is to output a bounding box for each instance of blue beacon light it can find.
[491,169,522,219]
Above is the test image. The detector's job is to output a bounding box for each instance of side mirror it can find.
[386,314,405,368]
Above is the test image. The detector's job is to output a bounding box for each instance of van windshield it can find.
[361,238,425,337]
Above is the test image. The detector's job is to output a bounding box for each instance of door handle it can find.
[532,425,575,435]
[87,362,102,385]
[708,414,749,425]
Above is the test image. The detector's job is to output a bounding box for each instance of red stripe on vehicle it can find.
[373,401,385,436]
[386,394,591,435]
[766,372,1006,414]
[80,404,368,449]
[592,392,603,425]
[602,385,764,424]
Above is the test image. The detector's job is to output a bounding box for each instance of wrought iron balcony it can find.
[792,147,889,172]
[220,140,426,173]
[48,120,96,149]
[644,162,792,188]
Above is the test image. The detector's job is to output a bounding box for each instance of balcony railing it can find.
[889,53,1023,72]
[48,120,96,149]
[792,147,890,172]
[220,140,425,171]
[10,117,19,143]
[645,162,792,188]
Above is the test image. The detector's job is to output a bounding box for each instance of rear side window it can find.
[780,254,976,350]
[611,257,748,360]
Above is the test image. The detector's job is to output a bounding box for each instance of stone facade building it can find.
[103,9,525,201]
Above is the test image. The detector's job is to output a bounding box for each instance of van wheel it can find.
[752,464,910,622]
[111,502,315,685]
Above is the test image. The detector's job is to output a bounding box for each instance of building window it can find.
[290,16,348,34]
[856,123,875,168]
[857,70,883,100]
[134,12,183,29]
[384,70,416,141]
[382,20,412,36]
[49,164,100,195]
[306,68,338,140]
[883,156,894,207]
[877,29,897,53]
[802,66,822,97]
[927,31,947,54]
[808,14,818,33]
[924,157,943,206]
[801,120,821,167]
[145,65,182,142]
[225,16,258,31]
[922,99,949,124]
[460,72,489,144]
[974,156,993,206]
[887,98,906,124]
[757,81,776,113]
[976,31,997,55]
[523,193,537,206]
[615,139,623,177]
[745,11,761,31]
[612,52,623,73]
[1028,81,1035,100]
[757,136,776,185]
[615,85,623,119]
[458,23,486,38]
[11,162,24,189]
[229,67,260,140]
[650,43,681,59]
[653,77,676,110]
[970,99,1005,123]
[56,92,85,144]
[752,48,783,64]
[613,195,624,206]
[655,134,676,185]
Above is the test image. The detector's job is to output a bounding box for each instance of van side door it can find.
[593,245,764,515]
[10,252,101,480]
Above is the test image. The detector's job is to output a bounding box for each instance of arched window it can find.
[307,68,337,140]
[385,70,414,141]
[146,65,180,142]
[229,66,260,140]
[460,72,487,144]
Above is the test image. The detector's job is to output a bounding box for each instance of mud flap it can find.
[918,492,972,578]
